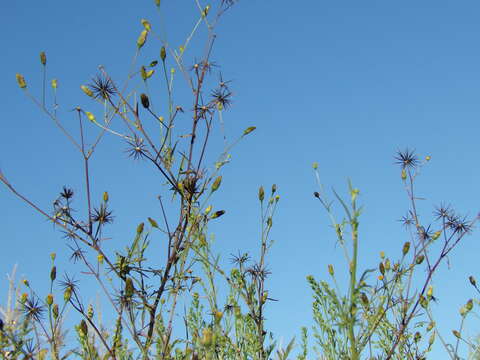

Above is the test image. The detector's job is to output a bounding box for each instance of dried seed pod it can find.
[140,93,150,108]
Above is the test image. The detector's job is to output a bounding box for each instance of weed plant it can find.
[1,2,479,359]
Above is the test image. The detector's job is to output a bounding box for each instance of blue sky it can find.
[2,1,480,358]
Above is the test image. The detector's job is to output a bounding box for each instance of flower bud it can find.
[79,319,88,336]
[51,79,58,89]
[137,29,148,49]
[50,253,56,261]
[271,184,277,194]
[140,93,150,108]
[125,277,134,298]
[137,222,144,234]
[160,46,166,61]
[469,276,477,287]
[40,51,47,66]
[328,264,334,276]
[64,288,72,302]
[211,210,225,219]
[402,242,410,256]
[46,294,54,306]
[81,85,93,97]
[16,73,27,88]
[87,304,94,319]
[141,19,151,32]
[148,217,158,228]
[103,192,109,202]
[50,266,56,282]
[211,176,222,192]
[52,304,59,319]
[416,255,425,265]
[258,186,265,202]
[243,126,256,136]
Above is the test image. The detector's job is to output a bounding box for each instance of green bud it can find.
[137,222,144,234]
[243,126,256,136]
[469,276,477,287]
[148,217,158,228]
[416,255,425,265]
[211,210,225,219]
[402,242,410,256]
[46,294,54,306]
[137,29,148,49]
[125,277,134,298]
[52,304,59,319]
[79,319,88,336]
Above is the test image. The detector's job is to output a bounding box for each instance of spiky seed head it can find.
[16,73,27,88]
[140,93,150,109]
[40,51,46,66]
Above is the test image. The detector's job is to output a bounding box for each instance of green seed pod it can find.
[401,169,407,181]
[140,93,150,108]
[81,85,93,97]
[211,176,222,192]
[271,184,277,194]
[52,304,59,319]
[429,332,435,346]
[469,276,477,287]
[16,73,27,89]
[160,46,166,62]
[258,186,265,202]
[137,222,144,234]
[40,51,47,66]
[137,29,148,49]
[51,79,57,89]
[267,217,272,227]
[125,277,134,298]
[419,295,428,309]
[416,255,425,265]
[50,266,56,281]
[402,242,410,256]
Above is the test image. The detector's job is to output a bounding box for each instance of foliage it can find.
[1,2,479,360]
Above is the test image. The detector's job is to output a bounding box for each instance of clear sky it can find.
[1,1,480,358]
